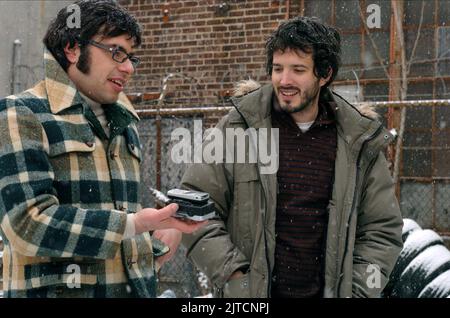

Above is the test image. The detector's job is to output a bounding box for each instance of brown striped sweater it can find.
[270,99,337,298]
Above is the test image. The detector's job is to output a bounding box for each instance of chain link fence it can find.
[136,100,450,296]
[0,101,449,297]
[136,115,213,297]
[372,101,450,248]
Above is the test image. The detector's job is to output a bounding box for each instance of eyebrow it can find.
[109,44,134,55]
[273,63,308,68]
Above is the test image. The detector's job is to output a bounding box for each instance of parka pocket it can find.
[222,272,251,298]
[232,164,260,258]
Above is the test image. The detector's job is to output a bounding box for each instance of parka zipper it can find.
[231,98,272,297]
[335,124,384,297]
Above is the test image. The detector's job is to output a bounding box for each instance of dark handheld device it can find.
[149,188,216,222]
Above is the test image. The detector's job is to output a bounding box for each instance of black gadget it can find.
[150,188,216,221]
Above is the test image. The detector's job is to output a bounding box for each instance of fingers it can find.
[134,204,178,234]
[152,229,165,240]
[153,229,182,252]
[171,219,208,233]
[156,251,173,265]
[155,249,176,269]
[156,203,179,219]
[134,204,207,234]
[156,205,208,233]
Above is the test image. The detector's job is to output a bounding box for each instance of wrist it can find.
[133,211,145,234]
[123,214,136,238]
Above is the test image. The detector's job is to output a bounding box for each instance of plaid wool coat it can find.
[0,50,161,297]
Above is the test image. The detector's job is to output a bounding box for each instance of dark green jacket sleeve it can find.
[352,153,403,297]
[180,116,250,290]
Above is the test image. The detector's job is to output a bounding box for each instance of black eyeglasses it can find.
[87,40,140,69]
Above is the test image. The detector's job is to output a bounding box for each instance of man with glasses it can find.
[0,0,205,298]
[84,39,141,69]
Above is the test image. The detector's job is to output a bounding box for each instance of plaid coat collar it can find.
[43,49,140,121]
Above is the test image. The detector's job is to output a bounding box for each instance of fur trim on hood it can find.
[232,79,379,120]
[233,79,262,97]
[353,102,380,120]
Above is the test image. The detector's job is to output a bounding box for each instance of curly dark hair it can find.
[265,16,341,89]
[43,0,141,72]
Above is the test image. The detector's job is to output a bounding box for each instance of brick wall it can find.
[120,0,290,126]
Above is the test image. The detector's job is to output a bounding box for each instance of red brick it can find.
[121,0,276,109]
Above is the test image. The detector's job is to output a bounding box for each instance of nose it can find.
[118,58,135,75]
[279,70,293,86]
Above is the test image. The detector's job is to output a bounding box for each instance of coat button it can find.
[110,151,115,159]
[86,141,94,147]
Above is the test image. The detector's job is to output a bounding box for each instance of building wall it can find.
[120,0,450,103]
[0,0,73,99]
[120,0,289,125]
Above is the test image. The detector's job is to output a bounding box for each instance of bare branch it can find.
[357,1,390,79]
[391,0,408,184]
[391,1,408,99]
[391,2,405,53]
[392,106,406,185]
[406,0,426,75]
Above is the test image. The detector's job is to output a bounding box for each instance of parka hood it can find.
[232,79,379,120]
[230,80,394,159]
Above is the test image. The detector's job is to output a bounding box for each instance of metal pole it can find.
[11,39,22,95]
[155,74,174,191]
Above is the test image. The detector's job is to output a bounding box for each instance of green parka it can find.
[181,81,403,298]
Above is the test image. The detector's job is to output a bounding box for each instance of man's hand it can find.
[153,229,182,268]
[134,203,207,235]
[228,270,245,281]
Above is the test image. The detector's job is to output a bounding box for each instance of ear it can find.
[319,68,333,87]
[63,42,81,64]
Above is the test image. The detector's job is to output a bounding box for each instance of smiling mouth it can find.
[279,88,299,97]
[108,79,125,89]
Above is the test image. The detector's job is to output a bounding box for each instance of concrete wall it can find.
[0,0,72,99]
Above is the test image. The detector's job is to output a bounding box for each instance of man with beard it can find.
[180,17,403,298]
[0,0,205,298]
